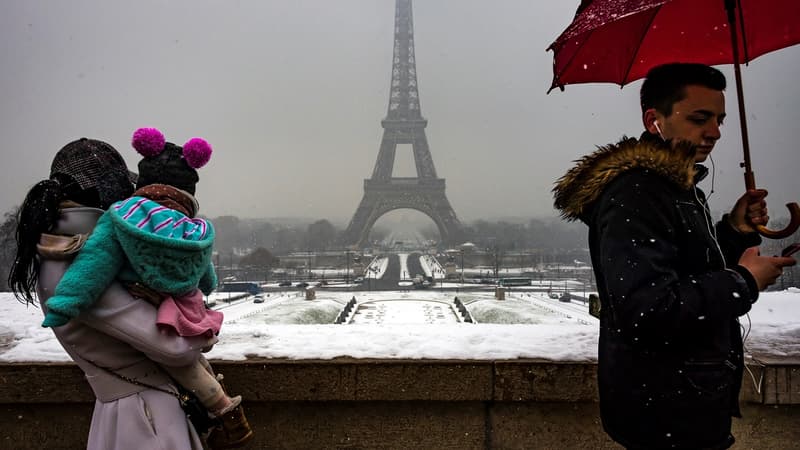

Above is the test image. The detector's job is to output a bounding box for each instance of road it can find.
[369,254,401,290]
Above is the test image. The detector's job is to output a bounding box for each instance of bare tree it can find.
[240,247,277,268]
[0,207,19,291]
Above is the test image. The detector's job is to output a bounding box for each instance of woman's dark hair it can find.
[9,176,67,303]
[8,138,132,304]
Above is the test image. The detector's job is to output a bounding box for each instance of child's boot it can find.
[206,397,254,449]
[205,376,254,449]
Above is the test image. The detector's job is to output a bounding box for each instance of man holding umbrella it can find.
[553,63,796,449]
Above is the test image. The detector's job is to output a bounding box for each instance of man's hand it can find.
[738,247,796,291]
[729,189,769,233]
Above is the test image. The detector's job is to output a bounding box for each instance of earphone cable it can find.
[707,155,716,200]
[693,185,725,269]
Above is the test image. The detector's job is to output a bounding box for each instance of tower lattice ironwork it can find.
[341,0,462,247]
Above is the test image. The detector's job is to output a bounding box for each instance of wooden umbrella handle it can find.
[756,203,800,239]
[745,173,800,239]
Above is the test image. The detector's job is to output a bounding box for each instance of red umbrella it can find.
[547,0,800,238]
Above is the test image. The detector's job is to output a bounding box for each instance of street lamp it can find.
[345,250,351,284]
[460,250,464,283]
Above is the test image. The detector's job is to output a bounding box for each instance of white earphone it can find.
[653,120,665,140]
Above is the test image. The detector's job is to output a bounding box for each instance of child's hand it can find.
[125,282,164,306]
[201,336,219,353]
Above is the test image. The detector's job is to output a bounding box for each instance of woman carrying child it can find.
[11,137,212,449]
[40,128,253,449]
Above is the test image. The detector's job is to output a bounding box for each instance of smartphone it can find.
[781,243,800,257]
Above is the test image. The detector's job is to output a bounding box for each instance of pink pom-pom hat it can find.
[132,127,213,196]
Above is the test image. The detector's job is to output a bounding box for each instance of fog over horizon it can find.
[3,0,799,228]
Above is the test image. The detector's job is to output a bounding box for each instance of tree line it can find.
[0,208,796,290]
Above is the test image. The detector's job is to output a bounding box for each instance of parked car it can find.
[548,293,560,299]
[296,282,309,288]
[353,277,364,284]
[278,281,292,287]
[253,295,265,304]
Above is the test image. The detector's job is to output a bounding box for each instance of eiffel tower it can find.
[341,0,462,248]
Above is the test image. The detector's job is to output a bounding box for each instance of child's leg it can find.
[162,359,236,414]
[197,354,214,375]
[168,358,254,447]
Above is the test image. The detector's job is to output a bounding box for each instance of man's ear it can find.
[643,108,660,134]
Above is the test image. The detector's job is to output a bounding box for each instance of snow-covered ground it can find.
[368,256,389,279]
[1,289,798,362]
[349,299,460,325]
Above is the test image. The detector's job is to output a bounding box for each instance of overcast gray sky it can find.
[2,0,799,227]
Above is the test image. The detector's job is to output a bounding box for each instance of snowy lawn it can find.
[0,289,798,362]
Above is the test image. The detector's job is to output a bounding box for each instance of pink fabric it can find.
[157,289,223,337]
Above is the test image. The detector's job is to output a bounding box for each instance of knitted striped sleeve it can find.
[198,262,218,296]
[42,211,125,327]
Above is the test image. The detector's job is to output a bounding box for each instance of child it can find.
[42,127,253,448]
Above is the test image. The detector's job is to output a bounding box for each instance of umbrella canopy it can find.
[547,0,800,238]
[548,0,800,90]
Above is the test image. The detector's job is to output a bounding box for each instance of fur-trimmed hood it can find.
[553,134,701,221]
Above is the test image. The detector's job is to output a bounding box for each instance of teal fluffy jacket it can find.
[43,196,217,327]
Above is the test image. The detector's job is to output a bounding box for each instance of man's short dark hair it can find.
[640,63,726,115]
